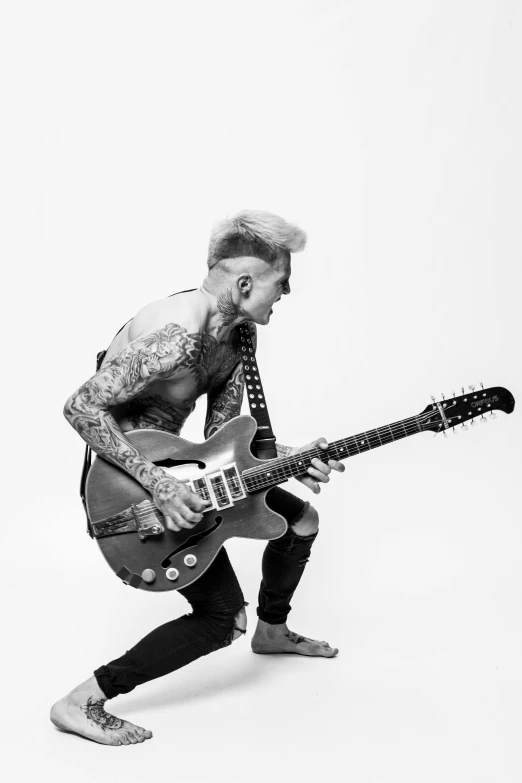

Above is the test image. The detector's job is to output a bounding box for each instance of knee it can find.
[199,603,248,651]
[291,505,319,537]
[230,606,248,642]
[220,605,248,647]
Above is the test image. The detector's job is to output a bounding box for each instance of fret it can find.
[242,413,422,493]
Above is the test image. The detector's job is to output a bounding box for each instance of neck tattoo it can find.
[216,288,246,336]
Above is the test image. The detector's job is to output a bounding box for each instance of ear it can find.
[237,274,252,297]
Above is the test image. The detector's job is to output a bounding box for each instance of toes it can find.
[325,647,339,657]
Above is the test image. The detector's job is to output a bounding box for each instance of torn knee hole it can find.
[232,606,247,641]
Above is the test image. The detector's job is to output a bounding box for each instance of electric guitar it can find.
[85,385,515,592]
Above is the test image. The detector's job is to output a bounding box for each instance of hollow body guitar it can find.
[85,385,515,593]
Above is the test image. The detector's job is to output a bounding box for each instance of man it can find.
[51,210,344,746]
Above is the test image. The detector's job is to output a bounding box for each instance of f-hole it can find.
[161,515,224,567]
[153,458,206,470]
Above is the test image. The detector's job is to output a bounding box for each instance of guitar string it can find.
[243,407,451,485]
[244,420,428,489]
[133,409,445,516]
[133,404,473,518]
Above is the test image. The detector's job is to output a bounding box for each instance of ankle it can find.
[67,675,107,703]
[256,619,288,637]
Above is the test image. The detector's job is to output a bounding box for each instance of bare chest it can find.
[115,332,241,434]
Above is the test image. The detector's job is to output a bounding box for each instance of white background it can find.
[1,1,521,781]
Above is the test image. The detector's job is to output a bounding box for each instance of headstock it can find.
[418,385,515,435]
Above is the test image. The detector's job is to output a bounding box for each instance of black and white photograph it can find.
[1,1,521,781]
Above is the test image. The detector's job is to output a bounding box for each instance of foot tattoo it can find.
[81,698,124,732]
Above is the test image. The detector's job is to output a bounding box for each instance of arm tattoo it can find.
[204,321,256,438]
[81,698,124,732]
[216,288,246,335]
[64,322,203,489]
[204,362,245,439]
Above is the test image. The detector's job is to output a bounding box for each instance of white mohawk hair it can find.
[208,209,307,268]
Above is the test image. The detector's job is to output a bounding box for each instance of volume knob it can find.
[141,568,156,583]
[166,567,179,581]
[184,554,197,568]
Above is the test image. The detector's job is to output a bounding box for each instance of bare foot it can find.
[251,619,338,657]
[50,675,153,746]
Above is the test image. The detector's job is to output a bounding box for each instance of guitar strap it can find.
[237,322,278,460]
[80,302,277,536]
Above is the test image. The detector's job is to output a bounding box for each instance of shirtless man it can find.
[51,210,344,746]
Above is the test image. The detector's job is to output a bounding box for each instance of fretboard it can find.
[242,414,422,493]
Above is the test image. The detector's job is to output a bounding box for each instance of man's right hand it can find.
[152,476,211,531]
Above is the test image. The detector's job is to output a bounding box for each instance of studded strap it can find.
[237,322,277,459]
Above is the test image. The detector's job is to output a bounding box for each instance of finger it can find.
[314,438,329,449]
[176,505,204,525]
[312,457,331,474]
[328,459,345,472]
[299,476,321,494]
[184,491,212,513]
[168,508,193,530]
[308,465,330,483]
[164,514,181,532]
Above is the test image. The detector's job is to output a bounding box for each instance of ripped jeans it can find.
[94,488,317,699]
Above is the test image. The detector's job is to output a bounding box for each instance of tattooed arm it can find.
[204,360,245,439]
[64,322,209,531]
[204,321,258,438]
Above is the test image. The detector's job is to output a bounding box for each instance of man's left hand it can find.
[289,438,345,494]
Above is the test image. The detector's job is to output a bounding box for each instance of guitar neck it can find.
[242,414,422,492]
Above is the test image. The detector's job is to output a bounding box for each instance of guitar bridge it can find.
[132,500,165,539]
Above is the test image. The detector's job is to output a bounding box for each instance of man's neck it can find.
[199,279,248,342]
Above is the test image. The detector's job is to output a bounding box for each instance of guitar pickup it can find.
[208,471,234,509]
[189,465,245,511]
[221,464,246,500]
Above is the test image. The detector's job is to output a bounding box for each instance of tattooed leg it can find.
[251,619,339,658]
[50,675,153,746]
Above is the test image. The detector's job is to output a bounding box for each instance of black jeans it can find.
[94,488,317,699]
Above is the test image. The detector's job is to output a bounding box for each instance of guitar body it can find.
[85,416,287,592]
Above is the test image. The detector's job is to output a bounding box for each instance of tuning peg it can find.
[480,381,484,389]
[461,387,465,395]
[443,430,447,438]
[452,390,456,398]
[490,411,497,419]
[471,418,478,427]
[431,395,436,403]
[461,423,468,432]
[469,385,476,392]
[441,392,446,400]
[480,416,488,425]
[452,427,458,435]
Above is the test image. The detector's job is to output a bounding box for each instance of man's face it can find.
[246,255,291,325]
